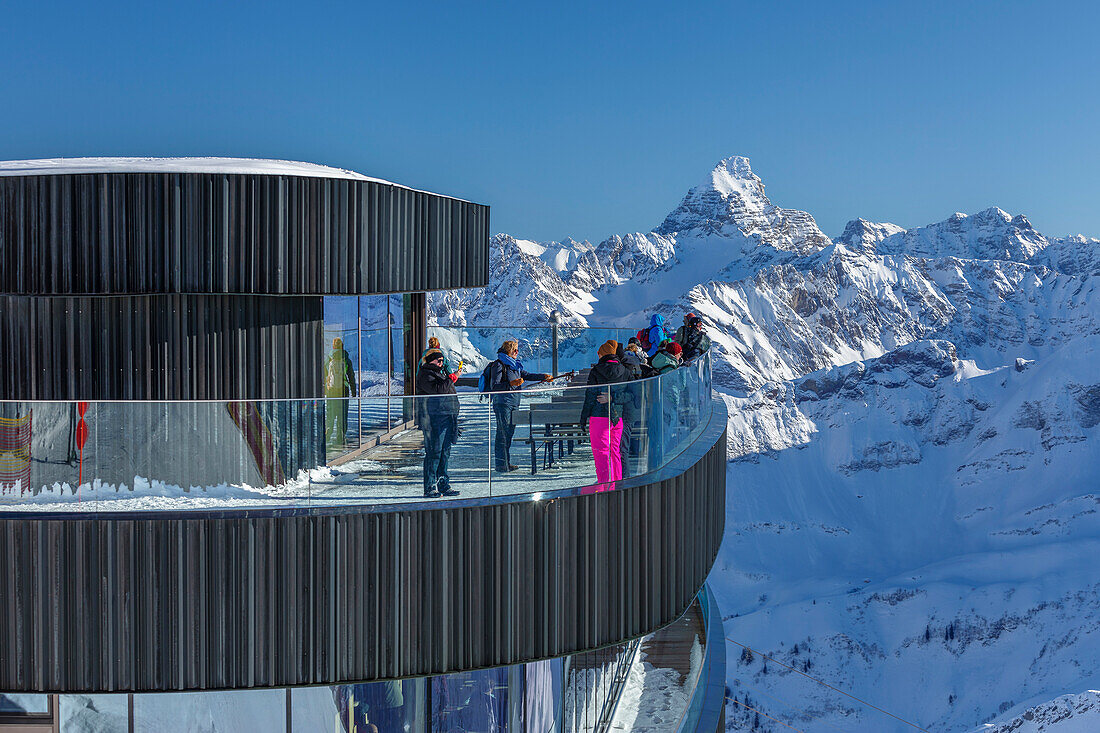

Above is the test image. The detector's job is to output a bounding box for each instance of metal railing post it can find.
[550,310,560,378]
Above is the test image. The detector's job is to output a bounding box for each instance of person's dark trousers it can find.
[423,419,455,493]
[493,403,517,471]
[619,420,633,477]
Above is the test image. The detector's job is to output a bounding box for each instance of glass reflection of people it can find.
[419,336,461,383]
[324,337,357,448]
[334,681,404,732]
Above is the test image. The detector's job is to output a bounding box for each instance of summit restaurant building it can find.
[0,159,728,732]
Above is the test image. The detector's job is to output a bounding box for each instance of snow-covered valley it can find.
[446,156,1100,731]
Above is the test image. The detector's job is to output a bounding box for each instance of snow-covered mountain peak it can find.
[656,156,831,257]
[836,218,907,252]
[705,155,762,199]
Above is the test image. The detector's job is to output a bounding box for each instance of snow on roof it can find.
[0,157,472,202]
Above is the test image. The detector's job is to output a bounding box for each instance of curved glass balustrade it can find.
[0,354,712,513]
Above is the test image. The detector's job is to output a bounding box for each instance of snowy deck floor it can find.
[609,599,706,731]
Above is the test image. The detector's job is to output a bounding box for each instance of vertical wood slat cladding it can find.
[0,173,490,296]
[0,403,727,693]
[0,294,322,400]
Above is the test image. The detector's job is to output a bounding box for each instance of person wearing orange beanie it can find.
[580,340,634,485]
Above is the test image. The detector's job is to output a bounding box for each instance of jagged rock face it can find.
[875,207,1050,261]
[566,231,677,292]
[1032,235,1100,276]
[430,234,596,327]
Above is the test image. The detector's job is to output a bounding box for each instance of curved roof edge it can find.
[0,156,472,203]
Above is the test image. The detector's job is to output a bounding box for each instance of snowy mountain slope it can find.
[973,690,1100,732]
[429,234,596,328]
[1032,235,1100,276]
[713,334,1100,731]
[434,155,1100,731]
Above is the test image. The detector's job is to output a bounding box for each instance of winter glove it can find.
[541,374,553,382]
[448,373,459,383]
[509,378,524,388]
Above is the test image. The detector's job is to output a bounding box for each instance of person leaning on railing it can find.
[678,315,711,361]
[485,340,552,473]
[415,349,461,498]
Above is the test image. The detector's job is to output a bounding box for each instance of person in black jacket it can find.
[415,350,461,497]
[485,340,551,473]
[579,340,635,485]
[680,316,712,361]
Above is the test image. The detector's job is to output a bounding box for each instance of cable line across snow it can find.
[726,638,931,732]
[725,694,807,732]
[729,676,848,733]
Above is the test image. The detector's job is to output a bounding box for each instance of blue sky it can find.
[2,1,1097,243]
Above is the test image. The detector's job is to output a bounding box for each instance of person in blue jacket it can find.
[484,339,551,472]
[644,314,673,358]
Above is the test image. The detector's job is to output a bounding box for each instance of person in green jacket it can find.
[324,337,357,447]
[651,341,682,374]
[674,313,695,345]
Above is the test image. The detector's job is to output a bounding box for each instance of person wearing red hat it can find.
[651,340,682,374]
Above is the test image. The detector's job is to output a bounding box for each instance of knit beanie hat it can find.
[597,340,618,358]
[423,348,445,364]
[666,342,683,356]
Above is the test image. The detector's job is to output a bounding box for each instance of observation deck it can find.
[0,159,727,732]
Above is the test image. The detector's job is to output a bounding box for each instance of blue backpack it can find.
[477,362,495,395]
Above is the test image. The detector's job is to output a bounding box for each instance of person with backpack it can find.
[638,314,673,359]
[619,338,647,379]
[674,313,695,345]
[680,316,712,361]
[415,349,461,497]
[579,340,635,484]
[419,336,461,383]
[480,340,552,473]
[323,337,357,448]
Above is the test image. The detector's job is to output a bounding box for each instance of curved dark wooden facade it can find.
[0,294,323,400]
[0,163,489,400]
[0,401,727,693]
[0,172,489,296]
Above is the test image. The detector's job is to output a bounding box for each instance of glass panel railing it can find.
[425,325,639,383]
[0,353,712,513]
